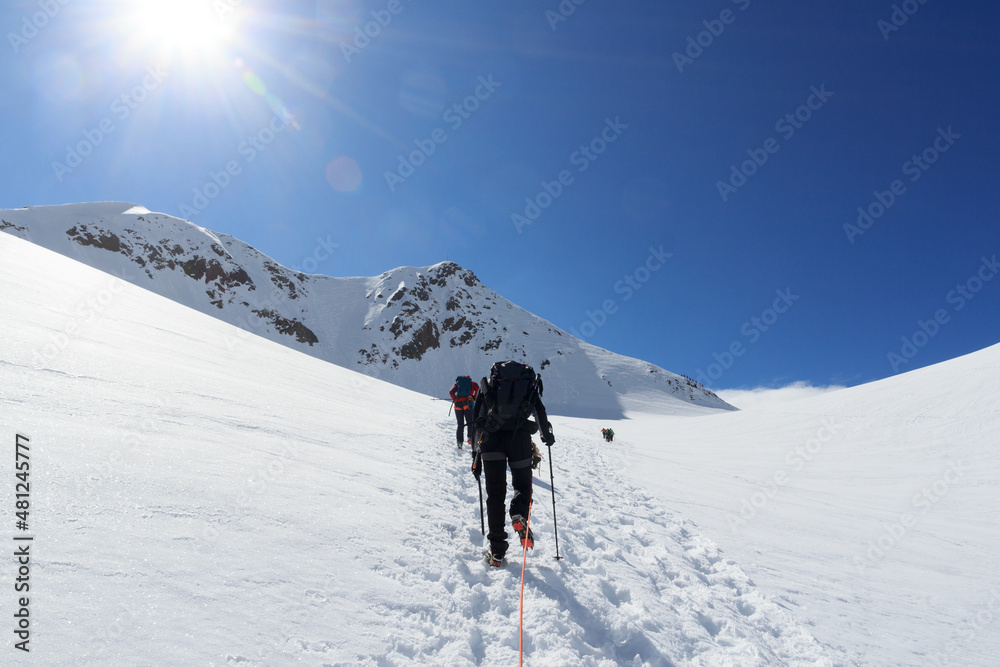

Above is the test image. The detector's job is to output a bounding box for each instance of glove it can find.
[542,432,555,447]
[471,455,482,480]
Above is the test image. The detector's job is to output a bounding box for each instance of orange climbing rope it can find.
[518,504,532,666]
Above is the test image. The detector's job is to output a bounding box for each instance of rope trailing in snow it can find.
[518,504,532,666]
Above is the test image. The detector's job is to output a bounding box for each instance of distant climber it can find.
[450,375,479,448]
[601,428,614,442]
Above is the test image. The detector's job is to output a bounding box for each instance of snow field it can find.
[619,352,1000,666]
[0,224,838,665]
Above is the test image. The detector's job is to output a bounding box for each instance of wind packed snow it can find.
[1,230,997,665]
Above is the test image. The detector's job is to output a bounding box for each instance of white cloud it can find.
[717,381,846,411]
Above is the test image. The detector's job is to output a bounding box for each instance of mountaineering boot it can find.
[511,515,534,549]
[486,551,504,567]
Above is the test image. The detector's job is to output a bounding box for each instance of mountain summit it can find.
[1,202,733,416]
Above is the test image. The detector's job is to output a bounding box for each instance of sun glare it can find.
[124,0,235,61]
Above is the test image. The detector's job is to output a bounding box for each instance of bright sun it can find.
[124,0,235,61]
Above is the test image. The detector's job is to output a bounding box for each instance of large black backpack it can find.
[477,361,538,433]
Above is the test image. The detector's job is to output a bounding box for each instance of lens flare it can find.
[234,59,299,129]
[326,156,362,192]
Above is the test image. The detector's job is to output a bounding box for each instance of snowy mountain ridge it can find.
[0,201,733,417]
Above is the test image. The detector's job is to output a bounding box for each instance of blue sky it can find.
[2,0,997,390]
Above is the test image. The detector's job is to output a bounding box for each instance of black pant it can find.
[455,408,474,444]
[481,428,533,557]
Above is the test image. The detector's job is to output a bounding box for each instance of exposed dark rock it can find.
[389,316,408,339]
[442,316,469,332]
[450,329,475,347]
[358,346,390,366]
[481,337,502,352]
[399,319,439,361]
[251,309,318,345]
[264,262,302,300]
[67,225,123,253]
[410,278,431,301]
[429,262,459,284]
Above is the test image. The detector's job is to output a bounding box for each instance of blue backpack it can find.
[455,376,472,398]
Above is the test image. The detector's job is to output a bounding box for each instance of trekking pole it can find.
[473,451,485,536]
[547,446,562,560]
[477,474,485,536]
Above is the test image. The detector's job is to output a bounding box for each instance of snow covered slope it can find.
[620,345,1000,666]
[0,222,833,664]
[0,202,733,418]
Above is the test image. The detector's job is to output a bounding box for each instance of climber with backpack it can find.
[449,375,479,448]
[471,361,555,566]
